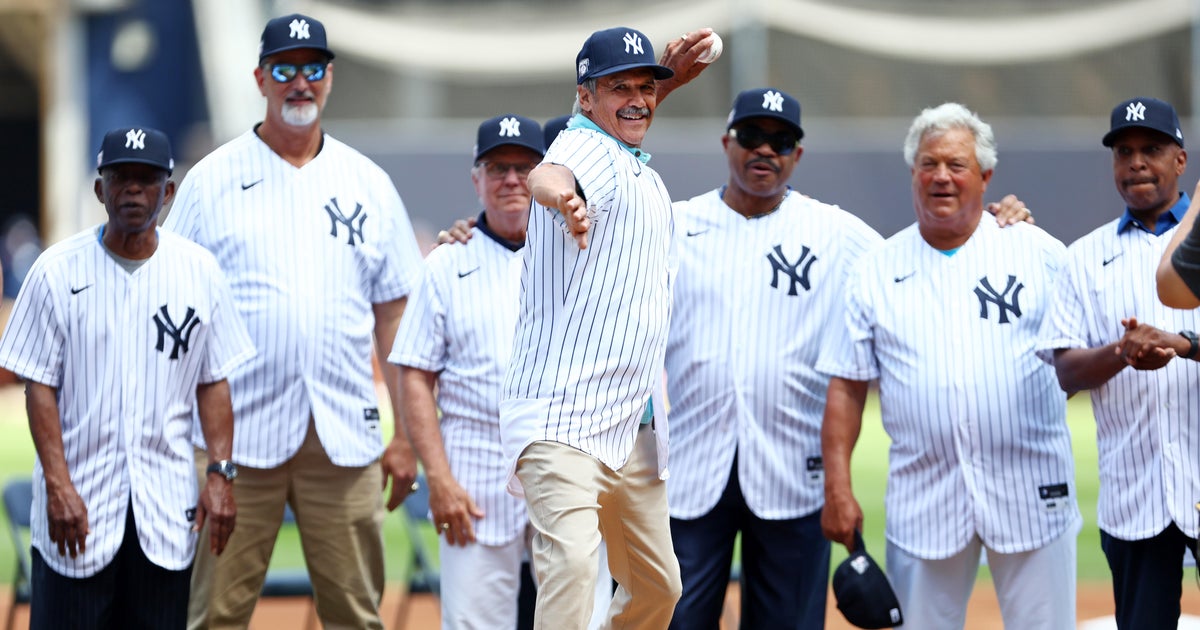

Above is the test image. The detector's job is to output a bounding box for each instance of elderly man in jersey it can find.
[664,88,882,628]
[818,103,1081,629]
[500,26,714,629]
[1037,97,1200,630]
[0,127,253,630]
[164,14,425,629]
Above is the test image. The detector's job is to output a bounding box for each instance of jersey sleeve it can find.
[387,255,447,373]
[545,130,617,214]
[161,169,204,243]
[367,167,424,304]
[0,257,66,387]
[816,256,881,382]
[1035,246,1091,363]
[198,260,256,383]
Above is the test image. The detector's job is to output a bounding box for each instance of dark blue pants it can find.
[669,455,830,630]
[30,503,192,630]
[1101,522,1199,630]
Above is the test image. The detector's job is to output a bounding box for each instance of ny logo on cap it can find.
[499,117,521,138]
[125,129,146,150]
[290,18,311,40]
[623,32,643,55]
[1126,101,1147,122]
[762,91,784,113]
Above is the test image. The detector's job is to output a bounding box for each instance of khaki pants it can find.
[188,419,386,630]
[516,425,681,630]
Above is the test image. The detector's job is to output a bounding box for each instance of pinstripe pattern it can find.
[817,218,1081,558]
[163,129,424,467]
[0,227,254,578]
[1036,215,1200,541]
[501,127,674,494]
[666,189,882,520]
[388,228,529,545]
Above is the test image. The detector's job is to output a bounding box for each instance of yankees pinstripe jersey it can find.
[163,129,423,468]
[388,222,529,545]
[666,189,882,520]
[0,227,254,578]
[817,218,1081,558]
[1036,209,1200,541]
[501,126,674,495]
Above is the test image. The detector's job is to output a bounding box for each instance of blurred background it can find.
[0,0,1197,295]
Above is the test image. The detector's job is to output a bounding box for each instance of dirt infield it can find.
[3,581,1197,629]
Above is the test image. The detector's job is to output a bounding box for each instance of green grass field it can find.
[0,387,1107,586]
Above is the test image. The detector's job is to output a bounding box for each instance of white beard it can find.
[281,102,319,127]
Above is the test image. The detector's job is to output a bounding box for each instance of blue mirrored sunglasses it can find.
[268,62,326,83]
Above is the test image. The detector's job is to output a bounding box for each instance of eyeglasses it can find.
[728,125,800,155]
[267,62,327,83]
[476,161,536,180]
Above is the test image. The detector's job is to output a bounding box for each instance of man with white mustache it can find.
[164,13,424,629]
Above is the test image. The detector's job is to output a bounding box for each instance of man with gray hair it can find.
[818,102,1080,629]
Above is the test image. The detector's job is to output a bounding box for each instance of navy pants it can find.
[669,455,830,629]
[30,503,191,630]
[1101,522,1199,630]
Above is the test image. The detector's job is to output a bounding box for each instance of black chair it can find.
[2,478,32,630]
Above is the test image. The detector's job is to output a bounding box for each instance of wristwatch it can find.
[1180,330,1199,360]
[206,460,239,482]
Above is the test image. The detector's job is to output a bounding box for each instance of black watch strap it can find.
[1180,330,1199,360]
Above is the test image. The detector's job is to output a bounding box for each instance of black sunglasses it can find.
[268,62,326,83]
[728,125,800,155]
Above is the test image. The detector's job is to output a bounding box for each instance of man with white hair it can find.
[818,102,1081,629]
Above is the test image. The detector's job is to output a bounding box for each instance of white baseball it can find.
[697,33,723,64]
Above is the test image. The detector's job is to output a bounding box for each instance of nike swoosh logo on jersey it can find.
[241,179,263,190]
[1102,253,1122,266]
[458,267,480,278]
[894,272,915,283]
[686,229,709,237]
[70,284,92,295]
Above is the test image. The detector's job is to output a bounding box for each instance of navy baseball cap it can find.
[544,115,572,148]
[726,88,804,139]
[832,531,904,629]
[96,127,174,175]
[576,27,673,85]
[259,14,335,62]
[474,114,544,161]
[1102,97,1183,148]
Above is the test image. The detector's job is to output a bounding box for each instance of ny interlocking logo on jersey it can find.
[154,305,201,359]
[324,197,366,246]
[762,90,785,112]
[766,243,817,295]
[125,128,146,150]
[289,18,310,39]
[499,117,521,137]
[622,31,643,55]
[974,274,1024,323]
[1125,101,1146,122]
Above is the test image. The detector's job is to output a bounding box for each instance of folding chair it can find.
[2,478,32,630]
[393,474,440,628]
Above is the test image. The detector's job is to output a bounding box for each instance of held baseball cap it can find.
[96,127,174,175]
[474,114,545,161]
[726,87,804,139]
[832,531,904,629]
[259,14,335,62]
[576,27,674,85]
[1102,97,1184,148]
[543,115,572,148]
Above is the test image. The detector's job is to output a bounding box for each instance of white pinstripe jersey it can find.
[816,218,1081,558]
[0,227,254,577]
[388,224,529,545]
[164,129,423,468]
[666,189,882,520]
[500,127,674,496]
[1036,214,1200,541]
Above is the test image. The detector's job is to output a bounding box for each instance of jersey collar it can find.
[1117,192,1190,236]
[476,212,524,252]
[566,114,652,164]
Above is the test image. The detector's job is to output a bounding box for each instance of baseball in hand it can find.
[697,33,723,64]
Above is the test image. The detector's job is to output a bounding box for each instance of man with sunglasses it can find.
[664,88,883,628]
[164,13,424,629]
